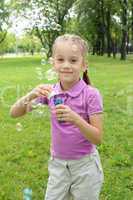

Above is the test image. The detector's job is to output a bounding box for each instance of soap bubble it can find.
[41,59,47,65]
[32,101,38,109]
[32,109,44,118]
[23,188,32,200]
[16,122,23,132]
[40,48,47,59]
[35,66,44,80]
[56,24,61,32]
[48,90,57,99]
[36,70,42,76]
[35,67,42,71]
[38,75,44,80]
[32,103,47,118]
[44,69,58,81]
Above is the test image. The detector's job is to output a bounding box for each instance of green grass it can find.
[0,55,133,199]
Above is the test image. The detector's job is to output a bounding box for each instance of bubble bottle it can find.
[54,97,64,123]
[54,98,64,105]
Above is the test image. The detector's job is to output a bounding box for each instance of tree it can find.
[132,2,133,46]
[0,0,10,45]
[75,0,107,55]
[12,0,76,57]
[17,34,41,54]
[0,33,16,55]
[119,0,128,60]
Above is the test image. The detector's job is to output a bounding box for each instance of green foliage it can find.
[0,55,133,199]
[0,33,16,55]
[11,0,76,57]
[17,34,42,54]
[0,0,10,44]
[71,0,133,58]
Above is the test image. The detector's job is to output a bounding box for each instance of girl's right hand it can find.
[28,84,53,100]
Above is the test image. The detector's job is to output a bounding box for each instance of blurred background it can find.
[0,0,133,59]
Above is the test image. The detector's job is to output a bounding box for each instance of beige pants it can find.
[45,149,104,200]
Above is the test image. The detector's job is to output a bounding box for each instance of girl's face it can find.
[52,41,86,90]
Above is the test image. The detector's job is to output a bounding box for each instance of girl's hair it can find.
[52,34,91,85]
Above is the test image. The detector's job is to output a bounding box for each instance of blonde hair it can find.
[52,34,88,57]
[52,34,91,85]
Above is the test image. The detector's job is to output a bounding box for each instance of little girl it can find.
[10,34,104,200]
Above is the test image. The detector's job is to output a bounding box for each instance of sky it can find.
[9,15,30,37]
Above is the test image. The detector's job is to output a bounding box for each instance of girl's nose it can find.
[62,61,70,68]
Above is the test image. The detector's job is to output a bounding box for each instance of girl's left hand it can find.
[53,104,80,124]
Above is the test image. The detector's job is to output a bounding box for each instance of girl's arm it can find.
[10,84,53,118]
[10,92,36,118]
[55,104,103,145]
[74,113,103,145]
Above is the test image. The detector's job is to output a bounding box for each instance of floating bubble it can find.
[45,69,58,81]
[36,70,43,75]
[127,96,133,116]
[56,24,61,32]
[23,188,32,200]
[51,21,57,28]
[37,73,44,80]
[35,67,42,71]
[37,103,45,109]
[41,59,47,65]
[35,110,44,117]
[35,67,44,80]
[32,101,38,109]
[40,48,47,58]
[48,90,57,99]
[16,122,23,132]
[32,103,47,118]
[0,9,3,14]
[37,75,44,80]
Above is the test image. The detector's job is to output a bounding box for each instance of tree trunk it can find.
[0,31,7,44]
[126,31,129,54]
[92,46,96,55]
[120,0,128,60]
[100,0,106,56]
[112,39,117,58]
[131,2,133,49]
[95,0,106,56]
[106,8,112,57]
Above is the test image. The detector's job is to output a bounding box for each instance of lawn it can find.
[0,55,133,199]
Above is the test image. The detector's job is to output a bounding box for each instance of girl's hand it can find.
[54,104,80,124]
[28,84,53,100]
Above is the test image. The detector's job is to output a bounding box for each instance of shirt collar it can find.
[53,79,87,97]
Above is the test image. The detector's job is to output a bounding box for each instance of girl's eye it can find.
[71,59,77,63]
[57,58,64,62]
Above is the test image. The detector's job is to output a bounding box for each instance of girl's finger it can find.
[36,88,49,97]
[55,108,66,114]
[55,105,68,112]
[40,85,53,92]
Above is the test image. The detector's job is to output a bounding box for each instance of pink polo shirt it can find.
[36,79,103,160]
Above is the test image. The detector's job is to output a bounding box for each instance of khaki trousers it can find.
[45,149,104,200]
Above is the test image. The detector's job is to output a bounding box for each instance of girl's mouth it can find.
[60,71,73,74]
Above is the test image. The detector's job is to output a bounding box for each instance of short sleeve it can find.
[35,96,49,105]
[86,88,103,116]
